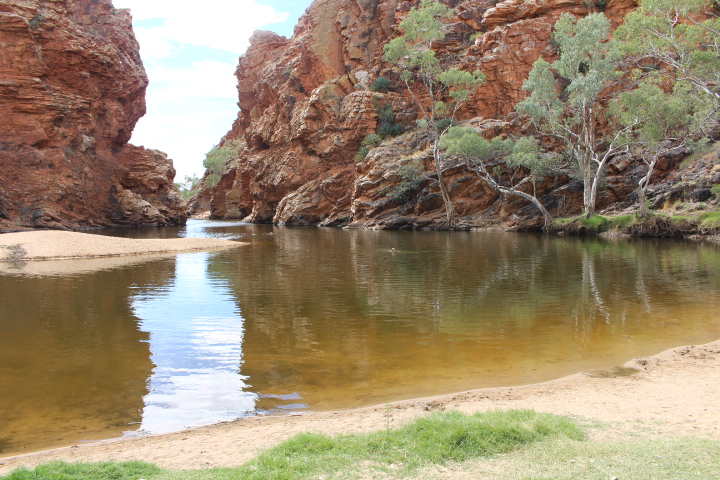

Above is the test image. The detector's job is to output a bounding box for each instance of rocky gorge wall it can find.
[0,0,186,231]
[192,0,718,231]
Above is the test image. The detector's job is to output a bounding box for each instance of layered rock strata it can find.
[193,0,712,230]
[0,0,186,231]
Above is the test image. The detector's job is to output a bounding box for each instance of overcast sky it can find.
[111,0,313,181]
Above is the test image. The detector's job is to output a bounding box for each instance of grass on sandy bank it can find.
[5,410,719,480]
[2,410,581,480]
[553,211,720,236]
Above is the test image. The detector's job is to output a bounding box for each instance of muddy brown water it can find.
[1,220,720,456]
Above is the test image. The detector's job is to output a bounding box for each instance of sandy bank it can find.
[1,340,718,475]
[0,231,244,262]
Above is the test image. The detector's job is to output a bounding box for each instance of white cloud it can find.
[114,0,288,58]
[130,60,240,180]
[109,1,291,179]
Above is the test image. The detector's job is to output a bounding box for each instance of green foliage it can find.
[2,460,160,480]
[203,138,245,177]
[355,146,370,163]
[382,0,488,225]
[174,174,202,201]
[28,13,46,29]
[615,0,720,130]
[378,123,404,137]
[362,134,382,147]
[441,126,495,159]
[390,161,425,204]
[699,211,720,230]
[609,78,695,147]
[517,12,623,217]
[370,76,392,93]
[375,104,404,138]
[509,136,560,177]
[711,184,720,196]
[205,174,221,188]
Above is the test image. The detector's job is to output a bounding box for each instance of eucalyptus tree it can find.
[609,79,697,216]
[441,128,555,228]
[612,0,720,215]
[616,0,720,130]
[383,0,486,227]
[516,13,632,218]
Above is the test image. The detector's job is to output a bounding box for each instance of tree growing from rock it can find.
[517,13,632,218]
[613,0,720,215]
[202,138,246,188]
[384,0,486,226]
[441,128,556,228]
[617,0,720,128]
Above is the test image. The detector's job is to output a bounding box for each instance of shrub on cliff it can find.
[202,138,245,188]
[371,76,393,93]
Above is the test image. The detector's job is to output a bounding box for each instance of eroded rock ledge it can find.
[0,0,187,231]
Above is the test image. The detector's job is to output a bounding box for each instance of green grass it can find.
[699,211,720,230]
[2,461,160,480]
[428,436,720,480]
[1,410,582,480]
[7,411,719,480]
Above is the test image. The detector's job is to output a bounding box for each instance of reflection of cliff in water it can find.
[207,228,720,412]
[0,259,174,455]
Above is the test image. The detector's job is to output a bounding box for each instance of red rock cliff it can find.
[193,0,696,230]
[0,0,186,231]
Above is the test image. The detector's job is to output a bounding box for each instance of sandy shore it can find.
[0,340,718,475]
[0,231,243,262]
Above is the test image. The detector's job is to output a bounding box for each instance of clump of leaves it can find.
[371,76,393,93]
[390,160,425,204]
[355,146,371,163]
[203,138,245,188]
[362,134,383,147]
[376,104,405,138]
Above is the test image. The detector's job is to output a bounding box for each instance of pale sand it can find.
[0,231,243,262]
[0,341,718,475]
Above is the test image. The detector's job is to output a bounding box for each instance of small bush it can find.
[203,138,245,177]
[355,146,370,163]
[362,134,382,147]
[371,76,392,93]
[378,123,404,137]
[390,161,425,204]
[435,118,454,132]
[711,184,720,196]
[28,13,45,29]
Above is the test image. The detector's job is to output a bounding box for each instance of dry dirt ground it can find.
[1,340,718,475]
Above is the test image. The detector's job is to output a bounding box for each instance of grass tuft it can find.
[1,461,161,480]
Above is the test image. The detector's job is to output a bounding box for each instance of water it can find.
[1,220,720,455]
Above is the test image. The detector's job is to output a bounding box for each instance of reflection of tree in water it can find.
[207,228,720,412]
[0,259,173,454]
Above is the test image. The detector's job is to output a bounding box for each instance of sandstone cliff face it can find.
[0,0,186,231]
[194,0,700,230]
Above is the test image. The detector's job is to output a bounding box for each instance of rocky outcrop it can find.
[194,0,713,231]
[0,0,186,231]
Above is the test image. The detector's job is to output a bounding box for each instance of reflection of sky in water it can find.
[130,252,256,434]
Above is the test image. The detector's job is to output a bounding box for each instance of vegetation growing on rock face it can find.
[384,0,486,227]
[175,174,201,202]
[441,128,557,227]
[516,12,626,219]
[202,138,245,188]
